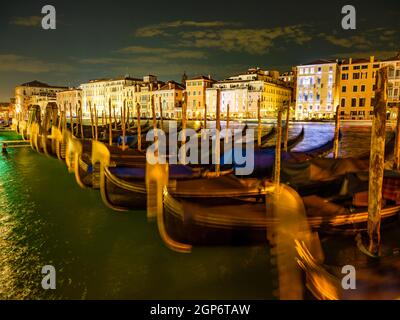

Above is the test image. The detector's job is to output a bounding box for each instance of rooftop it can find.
[187,75,216,82]
[382,52,400,62]
[19,80,68,89]
[300,59,337,66]
[159,81,185,91]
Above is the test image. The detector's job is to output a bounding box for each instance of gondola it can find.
[160,161,400,245]
[296,228,400,299]
[90,139,235,211]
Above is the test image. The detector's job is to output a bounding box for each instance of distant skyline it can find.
[0,0,399,100]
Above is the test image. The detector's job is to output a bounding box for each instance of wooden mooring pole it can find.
[215,89,221,175]
[89,101,94,139]
[136,102,142,151]
[95,104,99,140]
[283,103,290,152]
[274,104,284,186]
[333,104,341,159]
[159,96,164,130]
[257,98,262,147]
[122,100,126,150]
[368,67,388,256]
[108,99,113,146]
[204,103,207,130]
[181,92,187,164]
[394,105,400,170]
[79,101,83,139]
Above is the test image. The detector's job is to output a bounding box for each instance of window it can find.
[318,67,322,73]
[353,85,358,92]
[342,73,349,80]
[359,98,366,107]
[353,73,360,79]
[342,86,346,92]
[373,64,379,68]
[341,98,346,107]
[329,66,333,72]
[351,98,357,107]
[361,65,368,69]
[353,66,360,70]
[342,66,349,71]
[361,85,366,92]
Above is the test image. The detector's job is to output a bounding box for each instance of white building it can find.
[206,68,290,119]
[81,76,143,118]
[295,59,340,120]
[56,88,82,115]
[380,52,400,119]
[15,80,67,116]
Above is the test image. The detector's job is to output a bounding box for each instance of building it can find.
[15,80,67,116]
[380,52,400,120]
[124,75,164,118]
[338,56,380,120]
[206,68,291,119]
[56,88,82,116]
[279,67,297,106]
[153,81,185,119]
[0,101,14,123]
[295,59,340,120]
[81,76,143,118]
[186,75,215,119]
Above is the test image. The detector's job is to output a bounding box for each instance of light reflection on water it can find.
[0,121,394,299]
[0,130,273,299]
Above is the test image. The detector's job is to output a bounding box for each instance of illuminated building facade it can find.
[295,60,340,120]
[56,88,82,116]
[338,56,379,120]
[81,76,142,118]
[380,53,400,120]
[15,80,67,116]
[206,68,291,119]
[153,81,184,119]
[186,76,215,119]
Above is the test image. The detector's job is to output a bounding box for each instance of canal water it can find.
[0,122,395,299]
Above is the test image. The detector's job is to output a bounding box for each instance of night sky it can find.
[0,0,399,100]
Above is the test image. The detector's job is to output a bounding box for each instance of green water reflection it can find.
[0,131,273,299]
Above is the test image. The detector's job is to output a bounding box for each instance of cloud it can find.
[320,34,372,49]
[135,20,240,37]
[78,46,207,68]
[320,28,399,50]
[117,46,207,59]
[179,25,312,55]
[0,54,74,73]
[10,16,41,27]
[329,50,399,60]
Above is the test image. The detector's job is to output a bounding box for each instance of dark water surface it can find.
[0,121,395,299]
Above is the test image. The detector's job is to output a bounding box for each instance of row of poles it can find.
[55,68,398,255]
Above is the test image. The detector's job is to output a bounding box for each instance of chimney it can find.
[370,56,375,63]
[349,57,352,64]
[208,74,211,80]
[169,82,172,90]
[158,83,161,90]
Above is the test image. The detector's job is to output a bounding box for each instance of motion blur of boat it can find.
[296,225,400,300]
[161,158,400,245]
